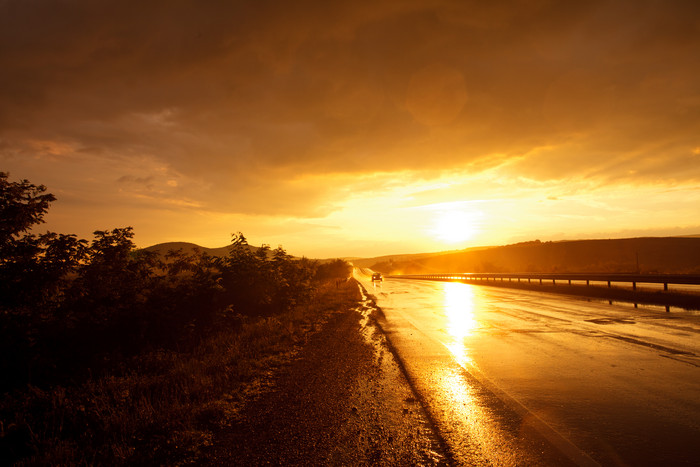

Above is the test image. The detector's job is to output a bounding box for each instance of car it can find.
[371,272,383,282]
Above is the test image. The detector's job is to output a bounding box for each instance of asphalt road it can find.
[358,272,700,466]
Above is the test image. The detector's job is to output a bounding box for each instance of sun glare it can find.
[444,282,478,340]
[431,208,482,244]
[443,282,478,368]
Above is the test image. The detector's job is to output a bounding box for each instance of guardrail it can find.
[386,273,700,291]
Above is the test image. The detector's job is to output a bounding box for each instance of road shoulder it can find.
[204,279,447,465]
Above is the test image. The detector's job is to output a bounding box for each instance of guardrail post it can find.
[664,283,668,291]
[586,280,589,286]
[607,281,611,288]
[632,282,636,291]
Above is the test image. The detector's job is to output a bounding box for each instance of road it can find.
[356,271,700,466]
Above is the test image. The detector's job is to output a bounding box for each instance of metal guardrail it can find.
[387,273,700,291]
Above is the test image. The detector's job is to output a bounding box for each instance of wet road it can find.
[358,273,700,466]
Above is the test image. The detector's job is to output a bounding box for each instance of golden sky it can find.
[1,0,699,257]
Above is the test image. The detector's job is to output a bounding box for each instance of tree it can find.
[315,258,352,280]
[0,172,55,242]
[0,173,85,386]
[0,172,85,311]
[216,234,318,316]
[217,233,273,315]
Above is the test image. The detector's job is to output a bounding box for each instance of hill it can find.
[143,242,255,258]
[367,237,700,275]
[348,247,488,269]
[142,242,318,261]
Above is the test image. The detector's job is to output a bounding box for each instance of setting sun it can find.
[431,208,483,244]
[1,0,699,258]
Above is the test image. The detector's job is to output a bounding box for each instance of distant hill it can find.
[142,242,313,260]
[143,236,700,273]
[367,237,700,275]
[143,242,253,258]
[349,246,492,269]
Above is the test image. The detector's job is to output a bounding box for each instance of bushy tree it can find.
[0,173,86,312]
[216,233,318,316]
[145,247,223,346]
[315,258,352,280]
[69,228,155,322]
[0,172,328,391]
[0,172,55,240]
[0,173,88,386]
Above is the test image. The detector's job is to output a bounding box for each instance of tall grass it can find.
[1,279,361,466]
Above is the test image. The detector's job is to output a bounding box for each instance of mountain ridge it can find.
[367,237,700,275]
[142,236,700,274]
[142,242,253,258]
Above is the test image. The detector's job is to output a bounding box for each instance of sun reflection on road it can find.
[434,368,524,465]
[443,282,479,368]
[434,284,533,465]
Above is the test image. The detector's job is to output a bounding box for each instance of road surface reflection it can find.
[358,272,700,465]
[443,282,478,368]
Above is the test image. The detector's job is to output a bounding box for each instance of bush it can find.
[0,172,362,465]
[216,233,318,317]
[0,173,344,391]
[315,258,353,280]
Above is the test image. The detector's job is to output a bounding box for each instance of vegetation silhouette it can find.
[0,172,353,464]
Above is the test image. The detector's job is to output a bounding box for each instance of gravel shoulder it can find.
[204,279,447,465]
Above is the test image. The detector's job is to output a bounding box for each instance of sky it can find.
[1,0,699,258]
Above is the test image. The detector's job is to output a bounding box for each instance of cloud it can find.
[1,0,699,253]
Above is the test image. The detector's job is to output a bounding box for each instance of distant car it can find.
[371,272,383,282]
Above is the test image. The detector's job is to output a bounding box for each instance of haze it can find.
[1,0,699,257]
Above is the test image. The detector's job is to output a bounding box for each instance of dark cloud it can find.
[1,0,699,219]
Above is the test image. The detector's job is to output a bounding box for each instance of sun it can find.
[431,209,481,244]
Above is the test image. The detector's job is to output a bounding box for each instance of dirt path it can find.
[204,280,447,465]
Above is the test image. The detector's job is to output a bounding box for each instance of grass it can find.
[1,279,362,466]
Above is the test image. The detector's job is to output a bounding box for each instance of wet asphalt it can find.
[364,275,700,466]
